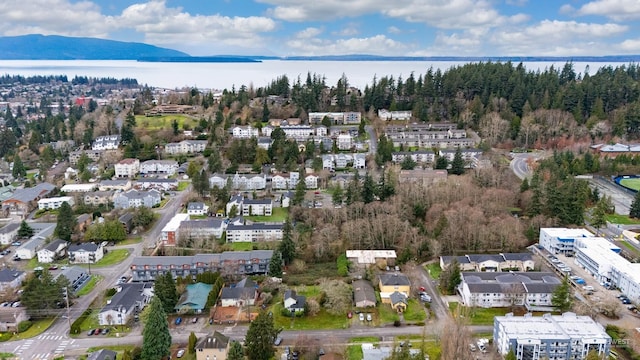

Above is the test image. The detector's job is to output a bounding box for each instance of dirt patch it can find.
[212,306,239,324]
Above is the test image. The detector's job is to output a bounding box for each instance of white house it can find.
[322,155,334,170]
[304,175,319,189]
[187,202,209,216]
[242,199,273,216]
[37,196,74,210]
[337,134,353,150]
[0,223,20,245]
[226,195,244,216]
[99,283,153,326]
[353,154,366,169]
[226,223,284,242]
[179,219,226,240]
[164,140,207,155]
[114,158,140,178]
[36,239,68,263]
[0,269,26,293]
[378,109,412,121]
[139,160,179,176]
[68,242,104,264]
[283,289,306,313]
[219,278,257,307]
[232,126,259,139]
[271,172,299,190]
[539,227,593,256]
[92,135,120,151]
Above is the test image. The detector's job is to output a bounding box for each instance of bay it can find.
[0,60,629,91]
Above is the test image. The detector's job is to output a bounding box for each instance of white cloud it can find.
[0,0,111,37]
[332,23,360,37]
[295,27,324,39]
[387,26,401,34]
[618,38,640,52]
[286,34,406,55]
[574,0,640,21]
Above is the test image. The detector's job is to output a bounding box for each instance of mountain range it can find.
[1,34,640,62]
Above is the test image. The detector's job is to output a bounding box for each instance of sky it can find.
[1,0,639,57]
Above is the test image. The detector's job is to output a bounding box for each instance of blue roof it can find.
[175,282,213,311]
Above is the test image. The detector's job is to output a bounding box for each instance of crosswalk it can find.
[12,335,74,359]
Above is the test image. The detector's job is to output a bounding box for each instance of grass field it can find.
[449,303,512,325]
[605,214,640,225]
[272,303,348,330]
[620,241,640,257]
[347,337,381,360]
[284,262,340,285]
[92,249,130,267]
[424,263,442,280]
[77,275,102,296]
[12,318,56,340]
[77,309,100,332]
[403,299,427,322]
[619,178,640,191]
[245,207,289,222]
[229,242,254,251]
[177,181,190,191]
[119,236,143,245]
[135,114,198,131]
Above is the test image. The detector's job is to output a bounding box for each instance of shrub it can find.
[17,321,32,333]
[105,288,117,297]
[393,320,402,327]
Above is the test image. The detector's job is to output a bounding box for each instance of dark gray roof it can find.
[4,183,55,203]
[501,253,533,261]
[118,213,134,223]
[69,242,99,252]
[389,291,407,305]
[0,222,19,234]
[101,283,146,313]
[220,286,256,300]
[227,223,283,231]
[462,272,561,294]
[196,331,229,350]
[136,178,178,183]
[379,273,410,286]
[243,198,272,205]
[440,255,471,265]
[55,266,87,283]
[353,280,376,306]
[42,239,68,252]
[284,290,306,310]
[0,269,24,283]
[87,349,118,360]
[466,254,504,263]
[119,189,160,200]
[180,219,225,230]
[99,180,129,186]
[131,250,274,267]
[187,202,205,210]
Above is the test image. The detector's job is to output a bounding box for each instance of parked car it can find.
[87,329,95,336]
[583,286,595,292]
[192,317,198,323]
[176,349,185,358]
[359,313,365,321]
[366,313,372,322]
[101,328,109,335]
[274,336,283,346]
[11,242,21,246]
[175,317,182,325]
[48,265,58,270]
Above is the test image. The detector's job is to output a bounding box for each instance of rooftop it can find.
[195,331,229,350]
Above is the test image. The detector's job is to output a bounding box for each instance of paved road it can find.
[588,177,633,215]
[509,152,538,180]
[404,263,450,321]
[365,125,377,156]
[2,187,192,360]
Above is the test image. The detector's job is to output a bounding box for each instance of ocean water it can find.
[0,60,629,91]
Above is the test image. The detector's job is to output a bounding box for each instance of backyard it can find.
[424,263,442,280]
[245,207,289,222]
[449,302,512,325]
[269,286,349,330]
[92,249,130,267]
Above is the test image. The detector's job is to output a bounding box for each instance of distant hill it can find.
[0,34,189,60]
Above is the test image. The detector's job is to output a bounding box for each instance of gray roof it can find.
[195,331,229,350]
[187,202,205,210]
[99,180,129,186]
[55,266,87,284]
[42,239,68,252]
[119,189,160,200]
[353,280,376,306]
[76,214,91,223]
[501,253,533,261]
[243,198,272,205]
[220,286,256,300]
[227,223,283,231]
[462,272,561,294]
[466,254,504,263]
[136,178,178,184]
[87,349,118,360]
[19,237,45,252]
[440,255,471,265]
[101,283,147,313]
[4,182,55,204]
[0,222,19,234]
[69,242,99,252]
[0,269,24,283]
[180,219,225,230]
[284,290,306,310]
[118,213,134,223]
[389,291,407,306]
[379,273,411,286]
[131,250,274,267]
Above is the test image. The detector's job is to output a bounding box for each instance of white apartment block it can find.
[337,134,353,150]
[226,223,284,242]
[38,196,74,210]
[378,109,412,121]
[232,126,259,139]
[574,236,640,302]
[164,140,207,155]
[539,228,593,256]
[304,175,319,189]
[494,312,610,360]
[271,172,300,190]
[459,272,559,309]
[309,112,361,125]
[242,199,273,216]
[92,135,120,150]
[115,158,140,178]
[160,213,190,247]
[391,151,436,164]
[140,160,178,176]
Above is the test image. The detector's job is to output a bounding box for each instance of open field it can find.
[92,249,130,267]
[619,178,640,191]
[12,318,56,340]
[135,114,198,131]
[245,207,289,222]
[605,214,640,225]
[229,242,254,251]
[284,262,340,285]
[424,263,442,279]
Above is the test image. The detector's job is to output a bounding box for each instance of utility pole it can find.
[64,287,71,331]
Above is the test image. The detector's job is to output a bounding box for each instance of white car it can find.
[359,313,365,321]
[176,349,185,358]
[366,313,372,321]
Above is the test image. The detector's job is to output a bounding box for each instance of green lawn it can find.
[245,207,289,222]
[0,353,14,358]
[135,114,198,131]
[271,301,348,330]
[619,178,640,191]
[284,262,340,286]
[177,181,190,191]
[12,318,56,340]
[91,249,130,267]
[229,242,254,251]
[76,275,103,296]
[403,299,427,322]
[619,241,640,257]
[425,263,442,280]
[450,304,511,325]
[119,237,143,246]
[347,337,380,360]
[378,303,400,324]
[605,214,640,225]
[77,309,100,332]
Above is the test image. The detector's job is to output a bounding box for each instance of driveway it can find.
[402,263,450,321]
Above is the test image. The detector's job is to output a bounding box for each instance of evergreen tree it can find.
[188,332,198,354]
[551,276,573,312]
[245,311,281,360]
[590,198,609,233]
[450,147,465,175]
[630,191,640,218]
[262,100,270,122]
[400,156,416,170]
[172,119,179,135]
[12,155,26,178]
[293,178,306,206]
[434,156,448,170]
[519,178,529,193]
[141,296,172,360]
[361,173,376,204]
[332,186,344,206]
[228,340,245,360]
[154,272,178,314]
[17,220,34,238]
[55,202,76,241]
[268,251,283,278]
[208,148,223,173]
[279,219,296,266]
[439,260,461,295]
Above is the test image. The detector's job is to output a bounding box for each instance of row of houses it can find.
[440,253,535,272]
[385,124,475,149]
[459,272,561,309]
[391,148,483,165]
[270,172,319,190]
[115,159,179,178]
[322,153,366,171]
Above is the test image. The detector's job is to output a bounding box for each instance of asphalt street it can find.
[588,176,633,215]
